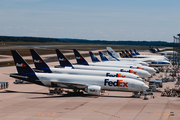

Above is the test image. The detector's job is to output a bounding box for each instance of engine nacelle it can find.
[85,85,101,95]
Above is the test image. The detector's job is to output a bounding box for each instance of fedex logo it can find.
[137,66,144,70]
[76,57,82,59]
[120,69,137,75]
[104,79,128,87]
[120,69,129,72]
[34,59,42,63]
[129,69,137,75]
[106,73,125,78]
[59,58,66,61]
[16,63,26,67]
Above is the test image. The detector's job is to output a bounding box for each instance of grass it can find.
[0,41,154,67]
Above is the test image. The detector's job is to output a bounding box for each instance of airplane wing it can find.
[49,80,87,89]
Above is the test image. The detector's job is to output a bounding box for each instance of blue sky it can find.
[0,0,180,42]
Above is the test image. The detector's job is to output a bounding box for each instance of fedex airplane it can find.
[10,50,149,96]
[55,50,151,78]
[30,49,142,81]
[106,47,149,66]
[96,51,156,74]
[107,47,171,67]
[72,49,154,74]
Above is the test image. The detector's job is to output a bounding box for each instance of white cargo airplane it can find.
[89,51,156,74]
[30,49,142,81]
[127,49,168,60]
[55,50,151,78]
[149,46,178,55]
[107,47,171,67]
[10,50,149,96]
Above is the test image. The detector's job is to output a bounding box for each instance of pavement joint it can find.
[92,110,121,118]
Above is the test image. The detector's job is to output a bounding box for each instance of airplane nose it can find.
[139,78,143,81]
[150,68,156,74]
[142,84,149,90]
[146,72,151,77]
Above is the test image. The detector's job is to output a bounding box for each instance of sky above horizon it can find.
[0,0,180,42]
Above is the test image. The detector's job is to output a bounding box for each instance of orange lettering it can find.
[123,82,128,87]
[130,70,133,73]
[117,73,121,77]
[122,75,125,78]
[118,80,123,87]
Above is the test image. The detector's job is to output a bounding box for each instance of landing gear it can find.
[144,94,148,100]
[48,88,63,95]
[132,92,140,98]
[67,88,84,95]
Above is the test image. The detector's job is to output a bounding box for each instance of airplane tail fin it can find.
[156,47,160,52]
[73,49,89,65]
[121,51,129,58]
[55,49,73,67]
[11,50,35,74]
[119,53,124,58]
[149,46,156,53]
[89,51,100,62]
[152,47,157,53]
[107,50,120,61]
[30,49,52,73]
[125,50,133,58]
[129,49,136,56]
[99,51,109,61]
[134,49,140,55]
[106,47,120,59]
[11,50,44,86]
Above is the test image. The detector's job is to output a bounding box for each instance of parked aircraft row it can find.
[106,47,171,67]
[10,48,152,96]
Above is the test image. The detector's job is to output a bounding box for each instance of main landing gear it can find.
[48,88,63,95]
[132,92,140,98]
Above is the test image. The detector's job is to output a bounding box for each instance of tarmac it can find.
[0,49,180,120]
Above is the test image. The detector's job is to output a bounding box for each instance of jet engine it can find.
[85,85,101,95]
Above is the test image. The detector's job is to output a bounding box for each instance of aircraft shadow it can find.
[29,92,134,99]
[0,90,48,95]
[1,90,136,99]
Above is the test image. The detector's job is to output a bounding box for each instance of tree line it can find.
[0,36,174,47]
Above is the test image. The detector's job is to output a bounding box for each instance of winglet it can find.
[73,49,89,65]
[89,51,100,62]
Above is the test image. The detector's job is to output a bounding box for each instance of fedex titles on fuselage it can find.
[104,79,128,87]
[120,69,137,74]
[106,73,125,78]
